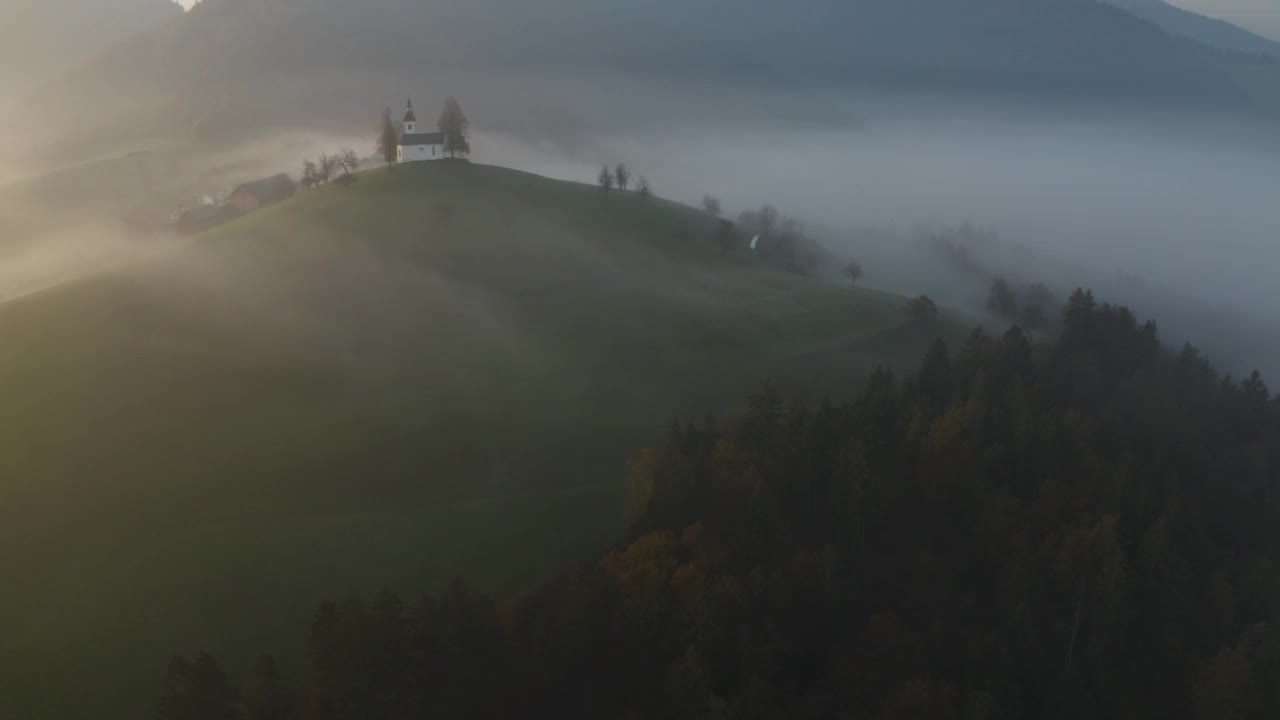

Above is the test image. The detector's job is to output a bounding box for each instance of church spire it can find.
[403,97,417,132]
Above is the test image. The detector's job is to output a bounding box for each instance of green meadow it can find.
[0,161,963,719]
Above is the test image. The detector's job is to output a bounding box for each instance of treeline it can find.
[734,203,824,275]
[987,277,1056,332]
[300,150,359,190]
[159,290,1280,720]
[704,197,826,275]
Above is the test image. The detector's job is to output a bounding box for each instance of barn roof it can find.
[231,173,297,203]
[400,132,444,146]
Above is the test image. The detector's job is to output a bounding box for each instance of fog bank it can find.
[469,94,1280,378]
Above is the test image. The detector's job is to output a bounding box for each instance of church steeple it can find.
[403,98,417,133]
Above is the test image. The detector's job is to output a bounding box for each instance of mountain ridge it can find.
[1106,0,1280,57]
[5,0,1274,164]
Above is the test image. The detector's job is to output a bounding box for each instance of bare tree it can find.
[637,177,652,201]
[615,164,631,191]
[598,166,615,192]
[702,194,721,217]
[338,149,359,174]
[844,261,865,287]
[333,149,360,184]
[317,154,337,184]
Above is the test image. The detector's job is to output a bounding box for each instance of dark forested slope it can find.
[163,290,1280,719]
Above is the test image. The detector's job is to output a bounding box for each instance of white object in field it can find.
[750,235,760,250]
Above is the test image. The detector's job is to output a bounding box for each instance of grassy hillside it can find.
[0,161,964,719]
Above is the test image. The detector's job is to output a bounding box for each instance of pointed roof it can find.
[403,98,417,123]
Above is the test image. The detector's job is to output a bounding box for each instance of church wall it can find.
[400,144,442,162]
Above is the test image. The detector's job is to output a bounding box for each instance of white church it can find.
[396,99,445,163]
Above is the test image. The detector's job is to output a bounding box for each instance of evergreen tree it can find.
[702,194,722,217]
[156,653,237,720]
[377,107,398,166]
[241,656,294,720]
[437,97,471,158]
[301,159,319,190]
[987,277,1018,319]
[155,288,1280,720]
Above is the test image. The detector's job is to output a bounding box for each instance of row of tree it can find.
[300,150,359,190]
[987,276,1056,331]
[598,163,651,199]
[733,203,822,274]
[156,290,1280,719]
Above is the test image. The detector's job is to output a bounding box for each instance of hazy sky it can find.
[168,0,1277,39]
[1174,1,1280,37]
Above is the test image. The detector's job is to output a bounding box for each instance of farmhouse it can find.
[396,98,445,163]
[225,173,298,214]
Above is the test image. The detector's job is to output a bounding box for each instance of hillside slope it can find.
[0,162,962,720]
[0,0,180,106]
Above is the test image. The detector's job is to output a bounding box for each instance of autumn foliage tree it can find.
[159,290,1280,720]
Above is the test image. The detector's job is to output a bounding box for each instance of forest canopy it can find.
[159,290,1280,720]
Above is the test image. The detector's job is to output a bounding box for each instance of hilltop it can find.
[0,161,965,720]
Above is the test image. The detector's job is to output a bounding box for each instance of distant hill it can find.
[0,161,964,720]
[6,0,1275,162]
[0,0,181,102]
[1106,0,1280,57]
